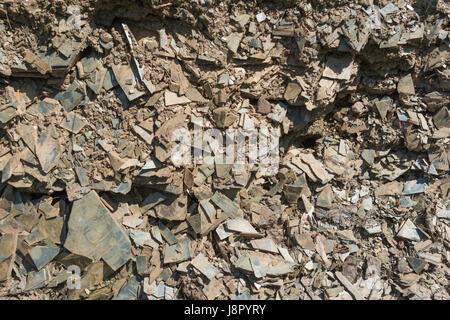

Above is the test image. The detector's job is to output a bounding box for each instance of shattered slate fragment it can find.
[61,112,88,134]
[64,191,132,271]
[397,219,421,242]
[403,178,426,195]
[322,55,355,81]
[112,64,146,101]
[55,80,85,112]
[28,246,60,270]
[226,33,243,54]
[191,253,219,280]
[35,129,61,173]
[397,74,415,96]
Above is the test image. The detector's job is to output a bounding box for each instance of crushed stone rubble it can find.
[0,0,449,300]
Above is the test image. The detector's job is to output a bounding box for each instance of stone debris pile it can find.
[0,0,448,300]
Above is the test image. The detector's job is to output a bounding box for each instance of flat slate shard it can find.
[61,112,88,134]
[250,238,278,253]
[55,80,85,112]
[210,192,239,218]
[141,192,167,213]
[403,178,426,195]
[250,256,266,278]
[35,130,61,173]
[226,219,261,237]
[113,276,141,300]
[164,90,191,106]
[191,253,219,280]
[64,190,132,271]
[28,246,60,270]
[397,219,421,242]
[25,268,51,291]
[397,74,415,96]
[226,33,243,54]
[112,63,146,101]
[163,238,190,264]
[266,261,296,276]
[323,55,355,81]
[0,232,18,282]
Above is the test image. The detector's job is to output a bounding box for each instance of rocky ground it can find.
[0,0,449,300]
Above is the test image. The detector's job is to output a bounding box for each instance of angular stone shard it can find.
[191,253,219,280]
[55,80,85,112]
[64,191,132,271]
[250,238,278,253]
[28,246,60,270]
[210,192,239,218]
[397,74,415,96]
[397,219,421,242]
[61,112,88,134]
[163,237,191,264]
[164,90,191,106]
[226,219,262,237]
[226,33,243,54]
[35,129,61,173]
[112,63,146,101]
[0,232,18,282]
[323,55,355,81]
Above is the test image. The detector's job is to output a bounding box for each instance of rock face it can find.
[64,191,132,271]
[0,0,449,301]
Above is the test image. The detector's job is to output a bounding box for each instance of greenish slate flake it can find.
[64,191,132,271]
[251,238,278,253]
[136,256,147,276]
[187,214,202,234]
[160,267,173,282]
[232,291,252,300]
[0,107,17,124]
[61,112,88,134]
[266,261,296,276]
[197,55,216,64]
[234,254,253,273]
[218,73,229,85]
[25,227,47,246]
[86,68,105,94]
[403,178,426,195]
[433,107,449,129]
[316,185,333,209]
[41,216,65,245]
[140,192,167,213]
[380,3,398,18]
[250,256,266,278]
[0,233,16,262]
[113,182,132,195]
[81,55,99,74]
[55,80,85,112]
[25,268,51,291]
[210,192,239,218]
[215,163,233,179]
[249,38,262,49]
[75,167,89,187]
[185,87,208,103]
[407,257,427,274]
[158,222,178,245]
[200,200,216,221]
[375,96,392,120]
[28,246,60,270]
[163,238,191,264]
[190,253,219,280]
[361,149,375,166]
[113,276,141,300]
[130,230,157,248]
[103,68,119,91]
[199,163,215,177]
